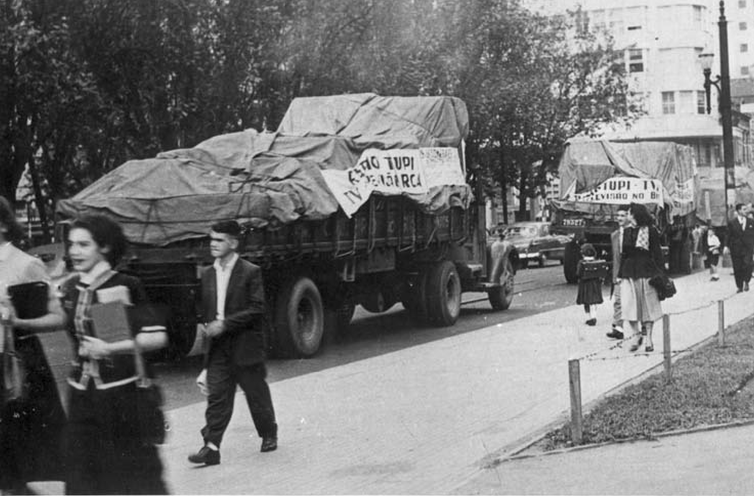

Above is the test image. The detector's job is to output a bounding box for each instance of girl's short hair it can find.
[629,203,654,227]
[0,196,25,243]
[70,215,128,266]
[580,243,597,257]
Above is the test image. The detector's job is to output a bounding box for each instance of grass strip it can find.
[540,315,754,451]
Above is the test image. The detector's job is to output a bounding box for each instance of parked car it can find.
[504,221,571,268]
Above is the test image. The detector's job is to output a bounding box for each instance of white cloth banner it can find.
[321,147,464,217]
[568,177,664,205]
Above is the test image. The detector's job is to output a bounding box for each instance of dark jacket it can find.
[618,226,664,279]
[727,215,754,258]
[201,257,268,366]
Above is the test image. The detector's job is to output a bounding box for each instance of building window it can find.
[591,9,606,31]
[740,0,746,7]
[693,6,703,29]
[662,92,676,114]
[743,66,751,75]
[697,91,706,114]
[679,91,694,114]
[742,43,749,53]
[629,49,644,72]
[741,22,748,30]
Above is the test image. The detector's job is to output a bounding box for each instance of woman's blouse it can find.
[60,271,164,390]
[618,225,665,279]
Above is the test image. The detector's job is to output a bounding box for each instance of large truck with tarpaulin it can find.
[51,94,518,358]
[550,140,698,283]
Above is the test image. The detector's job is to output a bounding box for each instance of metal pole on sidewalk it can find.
[568,359,583,445]
[718,299,726,347]
[663,314,672,381]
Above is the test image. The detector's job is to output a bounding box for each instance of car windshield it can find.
[505,225,538,237]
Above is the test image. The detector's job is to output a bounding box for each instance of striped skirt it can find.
[620,277,662,323]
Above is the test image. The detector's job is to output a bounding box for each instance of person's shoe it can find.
[188,446,221,465]
[645,345,654,353]
[585,318,597,326]
[737,288,744,293]
[629,336,643,352]
[261,436,278,453]
[710,276,719,281]
[606,326,624,339]
[745,282,750,291]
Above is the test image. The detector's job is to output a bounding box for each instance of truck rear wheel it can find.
[488,257,515,310]
[274,276,324,358]
[564,242,580,284]
[425,261,461,326]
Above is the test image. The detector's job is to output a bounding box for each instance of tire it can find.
[273,276,324,358]
[488,257,515,310]
[424,261,462,326]
[564,242,580,284]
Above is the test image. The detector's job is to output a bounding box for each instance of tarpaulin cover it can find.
[57,94,472,246]
[697,166,754,226]
[554,140,698,218]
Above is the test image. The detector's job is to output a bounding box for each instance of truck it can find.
[550,139,699,283]
[52,94,519,358]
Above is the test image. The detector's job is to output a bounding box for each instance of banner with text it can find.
[569,177,664,205]
[321,148,464,217]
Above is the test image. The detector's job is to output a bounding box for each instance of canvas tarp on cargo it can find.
[57,94,472,246]
[697,166,754,226]
[555,140,698,218]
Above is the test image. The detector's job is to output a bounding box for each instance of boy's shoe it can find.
[586,318,597,326]
[188,446,221,465]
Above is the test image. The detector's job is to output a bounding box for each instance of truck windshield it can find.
[505,226,537,237]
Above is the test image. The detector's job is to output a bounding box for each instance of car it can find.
[503,221,572,268]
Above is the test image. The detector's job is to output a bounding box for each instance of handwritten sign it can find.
[322,148,464,217]
[569,178,664,205]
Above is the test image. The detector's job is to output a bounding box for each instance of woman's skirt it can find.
[621,277,662,323]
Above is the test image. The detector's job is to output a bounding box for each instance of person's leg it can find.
[644,320,654,351]
[732,254,744,290]
[236,363,278,441]
[201,352,236,448]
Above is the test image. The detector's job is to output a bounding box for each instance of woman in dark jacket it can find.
[619,203,664,352]
[60,215,168,494]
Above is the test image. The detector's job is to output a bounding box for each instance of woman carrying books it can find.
[60,215,168,494]
[0,196,67,494]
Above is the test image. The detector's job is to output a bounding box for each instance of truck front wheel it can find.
[488,257,515,310]
[425,261,461,326]
[274,276,324,358]
[564,242,580,284]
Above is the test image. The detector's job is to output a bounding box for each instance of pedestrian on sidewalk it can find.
[60,215,169,494]
[188,220,277,467]
[701,224,721,281]
[619,203,664,353]
[0,196,67,495]
[727,203,754,292]
[576,243,606,326]
[607,205,630,339]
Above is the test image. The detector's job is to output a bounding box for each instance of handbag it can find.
[133,341,168,445]
[649,260,676,301]
[2,322,27,403]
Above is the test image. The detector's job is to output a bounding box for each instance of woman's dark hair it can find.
[0,196,25,243]
[70,215,128,266]
[629,203,654,227]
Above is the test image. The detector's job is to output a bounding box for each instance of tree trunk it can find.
[27,159,51,243]
[518,167,528,220]
[500,161,508,224]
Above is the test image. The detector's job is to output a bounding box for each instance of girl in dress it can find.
[576,243,605,326]
[59,215,168,494]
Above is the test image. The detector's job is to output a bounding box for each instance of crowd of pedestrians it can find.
[0,196,276,494]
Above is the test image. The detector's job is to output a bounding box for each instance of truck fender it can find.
[488,239,517,283]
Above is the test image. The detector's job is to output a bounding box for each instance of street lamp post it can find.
[700,1,735,224]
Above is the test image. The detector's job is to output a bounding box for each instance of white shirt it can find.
[213,253,239,321]
[618,227,624,254]
[740,216,747,231]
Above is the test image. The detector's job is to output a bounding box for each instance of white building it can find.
[527,0,752,170]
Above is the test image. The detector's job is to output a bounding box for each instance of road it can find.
[37,261,580,412]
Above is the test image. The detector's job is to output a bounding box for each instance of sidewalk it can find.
[149,270,752,494]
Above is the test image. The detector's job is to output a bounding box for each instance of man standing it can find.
[607,205,630,339]
[189,221,278,466]
[727,203,754,293]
